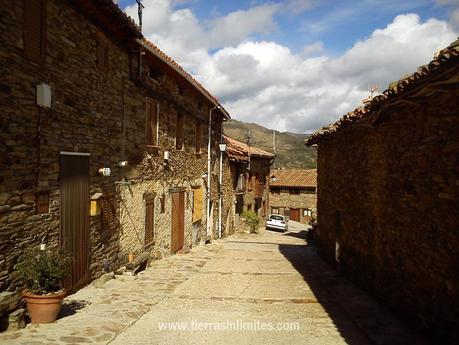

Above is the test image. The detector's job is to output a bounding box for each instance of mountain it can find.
[223,120,317,169]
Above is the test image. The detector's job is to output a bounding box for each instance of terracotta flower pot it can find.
[22,290,66,323]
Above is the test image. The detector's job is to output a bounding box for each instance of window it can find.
[149,66,163,82]
[303,209,312,217]
[195,120,202,154]
[176,113,184,150]
[160,194,166,213]
[145,98,159,146]
[178,85,185,96]
[144,196,155,246]
[24,0,46,64]
[192,187,203,223]
[35,191,49,214]
[96,35,108,70]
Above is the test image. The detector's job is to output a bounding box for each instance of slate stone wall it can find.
[0,0,223,304]
[315,89,459,341]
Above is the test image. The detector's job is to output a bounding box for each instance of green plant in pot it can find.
[16,245,72,323]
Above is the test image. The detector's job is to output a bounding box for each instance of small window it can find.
[35,191,49,214]
[149,66,163,82]
[145,197,155,246]
[24,0,46,64]
[160,194,166,213]
[145,98,159,146]
[96,36,108,70]
[303,209,312,217]
[195,120,202,154]
[178,86,185,96]
[176,113,184,150]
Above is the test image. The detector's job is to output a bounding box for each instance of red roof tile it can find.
[224,135,274,162]
[271,169,317,188]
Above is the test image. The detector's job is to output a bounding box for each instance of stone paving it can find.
[0,224,429,345]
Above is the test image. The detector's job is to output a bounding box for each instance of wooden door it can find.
[171,191,185,253]
[60,153,90,291]
[290,208,300,222]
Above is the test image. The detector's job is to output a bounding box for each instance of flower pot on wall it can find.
[22,290,66,323]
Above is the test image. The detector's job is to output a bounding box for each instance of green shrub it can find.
[16,246,72,294]
[242,210,261,234]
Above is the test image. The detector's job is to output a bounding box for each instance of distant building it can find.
[221,136,274,235]
[269,170,316,223]
[306,39,459,342]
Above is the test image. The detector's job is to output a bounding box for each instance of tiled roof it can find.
[224,135,274,162]
[305,38,459,145]
[271,169,317,188]
[138,39,230,119]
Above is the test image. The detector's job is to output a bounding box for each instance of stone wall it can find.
[269,191,316,223]
[315,87,459,341]
[220,156,271,236]
[0,0,224,310]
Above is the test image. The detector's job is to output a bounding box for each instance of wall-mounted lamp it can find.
[271,175,277,182]
[164,150,170,162]
[118,161,128,167]
[98,168,111,176]
[37,83,51,108]
[219,141,227,153]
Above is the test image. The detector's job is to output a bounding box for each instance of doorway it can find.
[171,190,185,253]
[60,152,90,291]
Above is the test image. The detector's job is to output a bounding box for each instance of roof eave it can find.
[137,38,230,120]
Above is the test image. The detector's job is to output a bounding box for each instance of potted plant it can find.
[16,245,72,323]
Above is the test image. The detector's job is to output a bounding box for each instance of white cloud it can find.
[208,4,280,48]
[124,1,458,133]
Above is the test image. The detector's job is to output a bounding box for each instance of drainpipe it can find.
[218,132,224,239]
[206,105,219,238]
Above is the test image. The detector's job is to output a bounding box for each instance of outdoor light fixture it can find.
[37,83,51,108]
[98,168,111,176]
[118,161,128,167]
[164,150,170,161]
[219,141,227,152]
[271,175,277,182]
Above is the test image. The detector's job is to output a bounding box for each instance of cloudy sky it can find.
[118,0,459,133]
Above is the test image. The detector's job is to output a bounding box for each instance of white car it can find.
[265,214,289,232]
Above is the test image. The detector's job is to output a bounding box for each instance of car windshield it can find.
[270,215,284,221]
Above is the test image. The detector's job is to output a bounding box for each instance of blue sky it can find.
[118,0,458,132]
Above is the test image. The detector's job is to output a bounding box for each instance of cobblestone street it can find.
[0,225,428,345]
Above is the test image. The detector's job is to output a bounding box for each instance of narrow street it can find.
[0,223,427,345]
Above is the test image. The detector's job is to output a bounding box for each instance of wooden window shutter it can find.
[176,113,184,150]
[145,199,154,246]
[145,99,158,146]
[195,120,202,154]
[192,187,203,223]
[102,196,116,232]
[24,0,46,63]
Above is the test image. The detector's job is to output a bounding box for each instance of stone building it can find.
[305,40,459,342]
[0,0,228,318]
[220,136,274,235]
[269,169,316,223]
